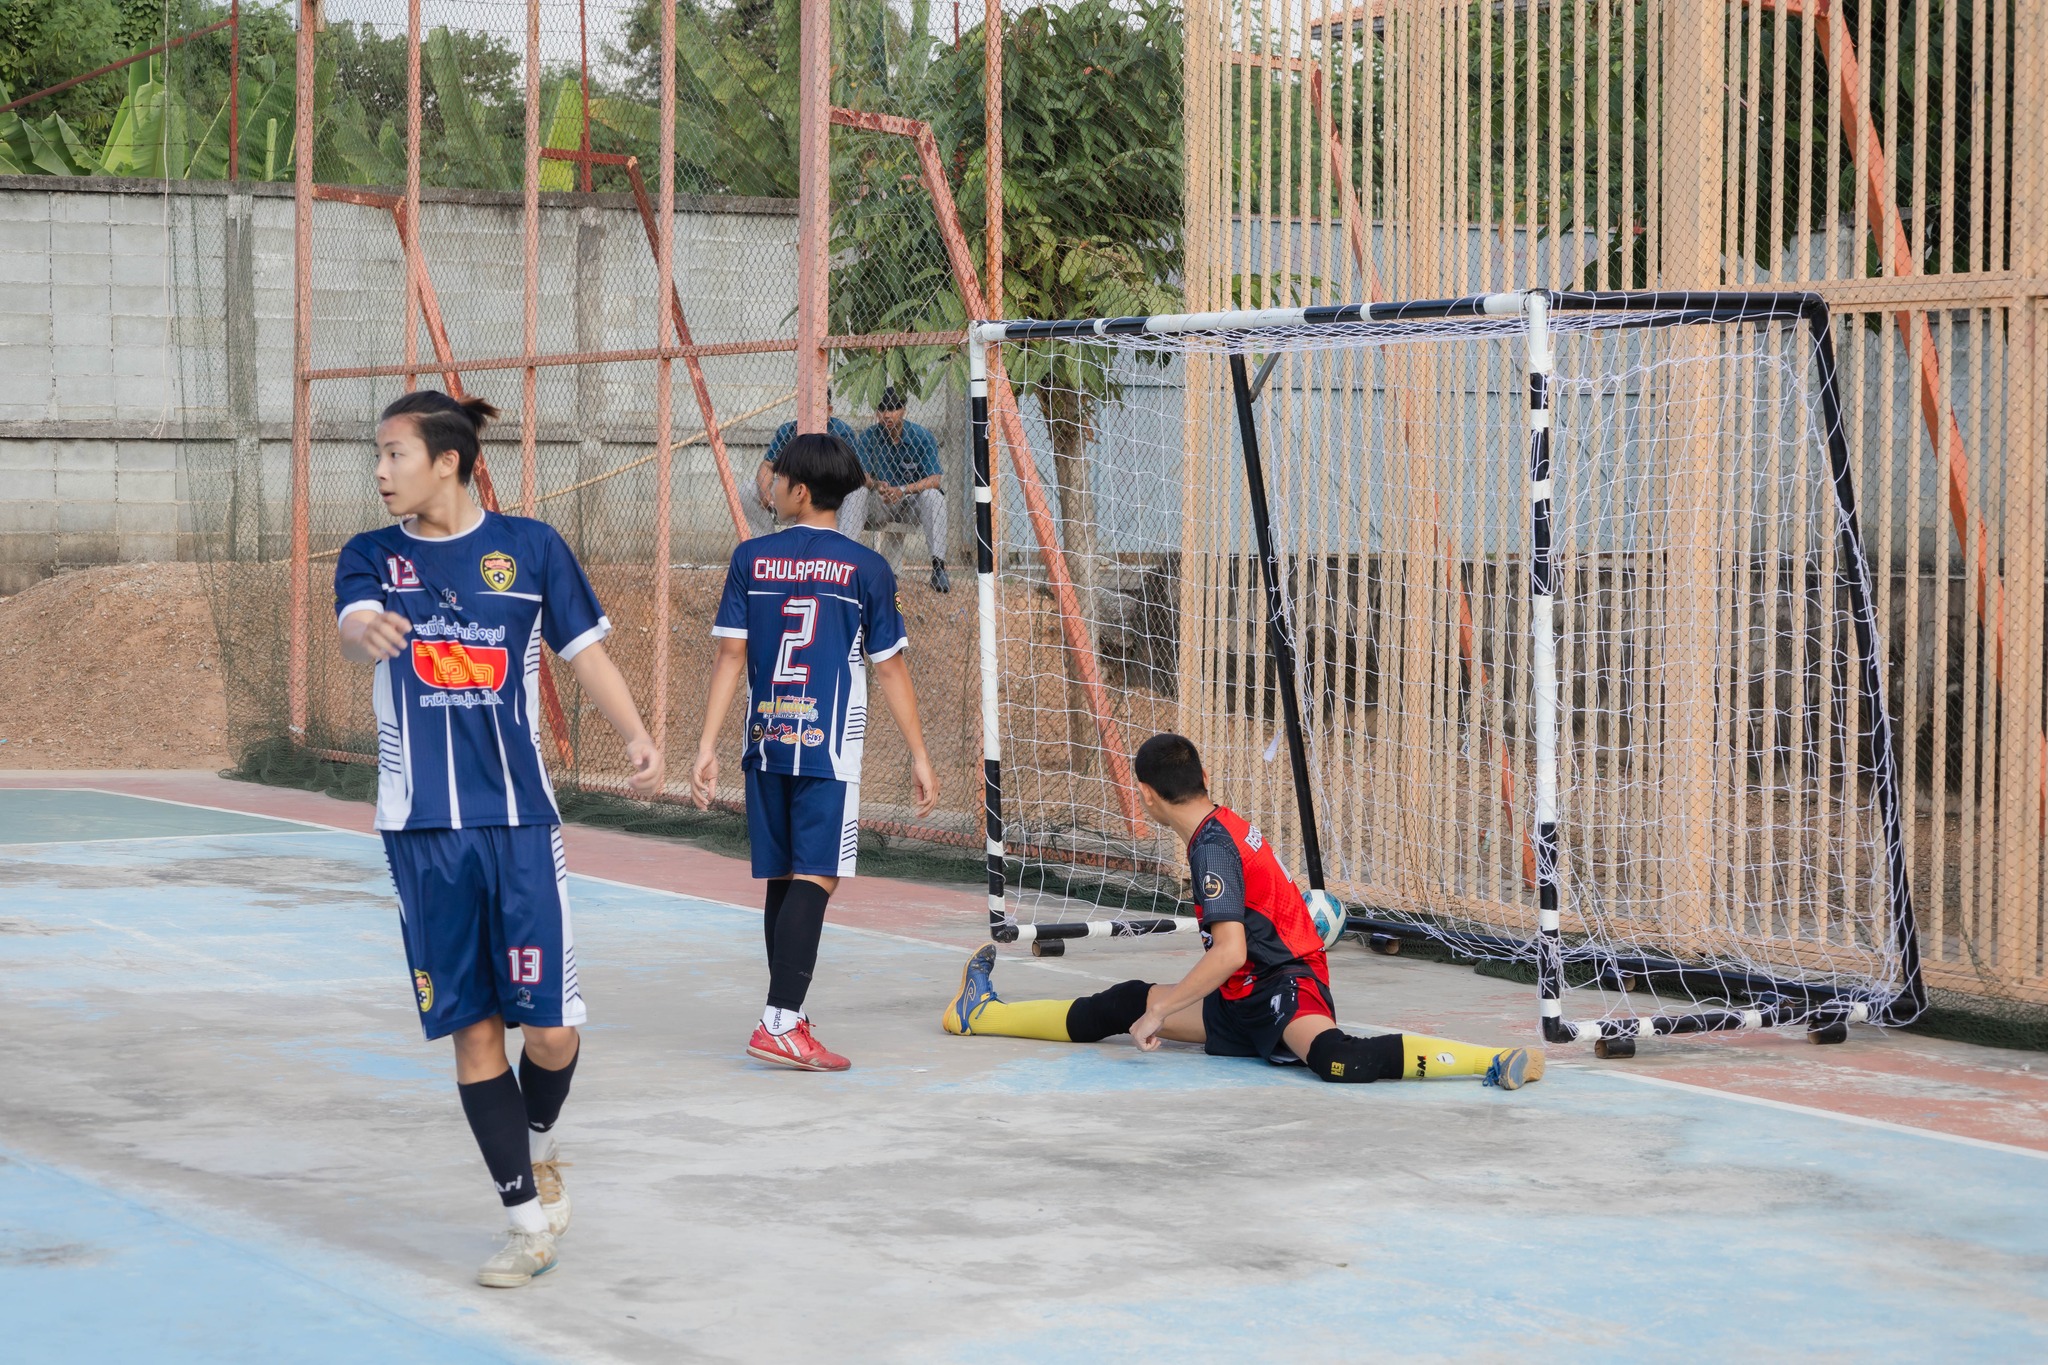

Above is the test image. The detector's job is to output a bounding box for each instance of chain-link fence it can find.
[13,0,2029,1039]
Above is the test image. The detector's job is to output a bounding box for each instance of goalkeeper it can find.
[942,733,1543,1089]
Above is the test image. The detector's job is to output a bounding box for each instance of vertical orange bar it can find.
[795,0,830,430]
[228,0,240,182]
[653,0,678,757]
[403,0,421,390]
[984,0,1002,320]
[521,0,541,514]
[983,1,1005,567]
[578,0,592,194]
[287,0,317,738]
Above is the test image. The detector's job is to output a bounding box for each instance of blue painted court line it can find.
[0,787,310,845]
[0,1148,535,1365]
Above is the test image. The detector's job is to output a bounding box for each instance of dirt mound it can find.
[0,563,230,769]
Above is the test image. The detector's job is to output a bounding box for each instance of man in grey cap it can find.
[848,387,949,592]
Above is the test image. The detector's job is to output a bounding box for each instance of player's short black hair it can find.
[380,389,500,484]
[878,385,905,412]
[772,431,865,511]
[1134,732,1207,804]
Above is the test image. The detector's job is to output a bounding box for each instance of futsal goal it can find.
[969,291,1925,1051]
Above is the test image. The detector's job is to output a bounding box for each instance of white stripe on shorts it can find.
[551,826,588,1025]
[836,784,861,878]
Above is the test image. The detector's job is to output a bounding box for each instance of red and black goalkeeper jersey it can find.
[1187,805,1330,1001]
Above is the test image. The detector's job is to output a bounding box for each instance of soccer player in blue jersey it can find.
[334,391,663,1288]
[690,431,939,1072]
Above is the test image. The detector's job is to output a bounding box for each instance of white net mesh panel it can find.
[983,307,1913,1030]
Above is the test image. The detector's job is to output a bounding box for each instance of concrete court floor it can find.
[1,773,2045,1362]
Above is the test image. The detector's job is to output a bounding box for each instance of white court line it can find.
[15,786,344,834]
[86,918,276,981]
[1,830,315,851]
[1588,1067,2048,1163]
[40,785,2048,1163]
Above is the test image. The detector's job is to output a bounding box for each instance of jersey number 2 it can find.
[773,597,817,684]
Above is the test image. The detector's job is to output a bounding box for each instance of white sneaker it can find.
[533,1155,571,1236]
[476,1226,558,1288]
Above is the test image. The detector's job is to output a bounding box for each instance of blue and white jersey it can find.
[712,525,907,783]
[334,511,609,832]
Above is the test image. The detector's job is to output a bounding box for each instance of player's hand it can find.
[624,735,664,798]
[910,754,940,818]
[347,610,412,662]
[689,743,719,810]
[1130,1008,1165,1052]
[881,484,904,506]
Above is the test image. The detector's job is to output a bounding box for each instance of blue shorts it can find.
[381,824,586,1041]
[745,767,860,879]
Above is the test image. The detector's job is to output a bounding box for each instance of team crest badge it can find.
[480,551,517,592]
[413,969,434,1013]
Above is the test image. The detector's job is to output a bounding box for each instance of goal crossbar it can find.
[969,289,1926,1045]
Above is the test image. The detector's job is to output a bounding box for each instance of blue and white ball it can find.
[1304,889,1348,950]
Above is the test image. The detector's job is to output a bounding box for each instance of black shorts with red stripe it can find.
[1200,973,1336,1065]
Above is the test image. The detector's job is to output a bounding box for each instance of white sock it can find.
[761,1005,803,1036]
[507,1197,548,1235]
[529,1128,556,1165]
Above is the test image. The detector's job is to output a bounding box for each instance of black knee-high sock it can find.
[1304,1030,1406,1083]
[1065,980,1154,1042]
[762,878,793,961]
[519,1043,579,1136]
[765,879,830,1011]
[458,1069,538,1205]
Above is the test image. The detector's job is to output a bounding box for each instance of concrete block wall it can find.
[0,176,981,596]
[0,173,191,593]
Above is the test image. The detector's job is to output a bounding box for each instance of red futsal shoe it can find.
[746,1020,852,1072]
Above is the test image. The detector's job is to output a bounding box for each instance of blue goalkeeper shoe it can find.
[1483,1046,1545,1091]
[943,943,1000,1035]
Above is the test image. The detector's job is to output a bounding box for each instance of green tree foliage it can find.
[831,0,1182,413]
[0,0,297,179]
[0,2,602,186]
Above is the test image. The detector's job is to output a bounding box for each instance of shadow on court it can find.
[1,782,2045,1362]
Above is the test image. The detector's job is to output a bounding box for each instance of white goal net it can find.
[970,294,1921,1045]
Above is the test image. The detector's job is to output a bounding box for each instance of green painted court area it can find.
[0,788,306,845]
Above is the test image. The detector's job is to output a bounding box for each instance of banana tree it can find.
[0,80,98,174]
[0,51,296,181]
[327,38,587,192]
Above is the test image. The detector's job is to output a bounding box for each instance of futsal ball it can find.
[1304,889,1347,950]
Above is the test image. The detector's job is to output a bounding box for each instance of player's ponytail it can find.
[380,389,501,484]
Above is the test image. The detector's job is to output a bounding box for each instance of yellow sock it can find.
[966,997,1074,1042]
[1400,1033,1507,1080]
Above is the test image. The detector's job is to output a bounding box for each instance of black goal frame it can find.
[969,290,1925,1041]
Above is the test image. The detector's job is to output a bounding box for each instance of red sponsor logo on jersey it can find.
[411,639,509,691]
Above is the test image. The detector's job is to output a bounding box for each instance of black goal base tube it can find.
[1023,917,1190,941]
[1347,916,1893,1014]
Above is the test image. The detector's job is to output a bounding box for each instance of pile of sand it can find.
[0,563,230,769]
